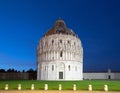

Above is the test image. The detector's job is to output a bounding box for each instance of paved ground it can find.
[0,90,120,93]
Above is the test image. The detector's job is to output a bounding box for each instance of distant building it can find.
[37,19,83,80]
[83,69,120,80]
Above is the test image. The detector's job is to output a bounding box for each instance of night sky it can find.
[0,0,120,72]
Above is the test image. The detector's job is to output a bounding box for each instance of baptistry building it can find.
[37,19,83,80]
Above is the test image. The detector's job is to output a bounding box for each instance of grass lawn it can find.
[0,80,120,91]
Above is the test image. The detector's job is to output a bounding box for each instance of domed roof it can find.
[44,19,76,37]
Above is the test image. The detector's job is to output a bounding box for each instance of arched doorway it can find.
[59,72,63,79]
[58,62,65,79]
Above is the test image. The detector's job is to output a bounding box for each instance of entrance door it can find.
[108,75,111,79]
[59,72,63,79]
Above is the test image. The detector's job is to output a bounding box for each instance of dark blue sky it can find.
[0,0,120,72]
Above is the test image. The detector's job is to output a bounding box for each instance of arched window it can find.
[68,65,70,71]
[68,40,71,45]
[74,42,76,46]
[52,40,54,45]
[45,66,46,71]
[68,40,70,44]
[60,51,63,57]
[60,39,62,43]
[52,65,54,71]
[75,66,77,71]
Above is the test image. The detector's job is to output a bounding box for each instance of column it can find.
[63,51,64,60]
[37,64,39,80]
[66,51,67,60]
[70,52,72,60]
[48,51,50,60]
[57,51,58,60]
[53,51,55,60]
[69,52,70,60]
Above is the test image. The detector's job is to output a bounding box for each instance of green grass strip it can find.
[0,80,120,91]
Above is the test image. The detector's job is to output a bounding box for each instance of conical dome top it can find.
[45,19,76,37]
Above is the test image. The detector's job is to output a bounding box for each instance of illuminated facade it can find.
[37,19,83,80]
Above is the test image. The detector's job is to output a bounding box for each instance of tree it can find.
[0,69,6,72]
[27,68,34,73]
[7,68,16,72]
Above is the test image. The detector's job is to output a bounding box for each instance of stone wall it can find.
[83,72,120,80]
[1,72,120,80]
[0,72,36,80]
